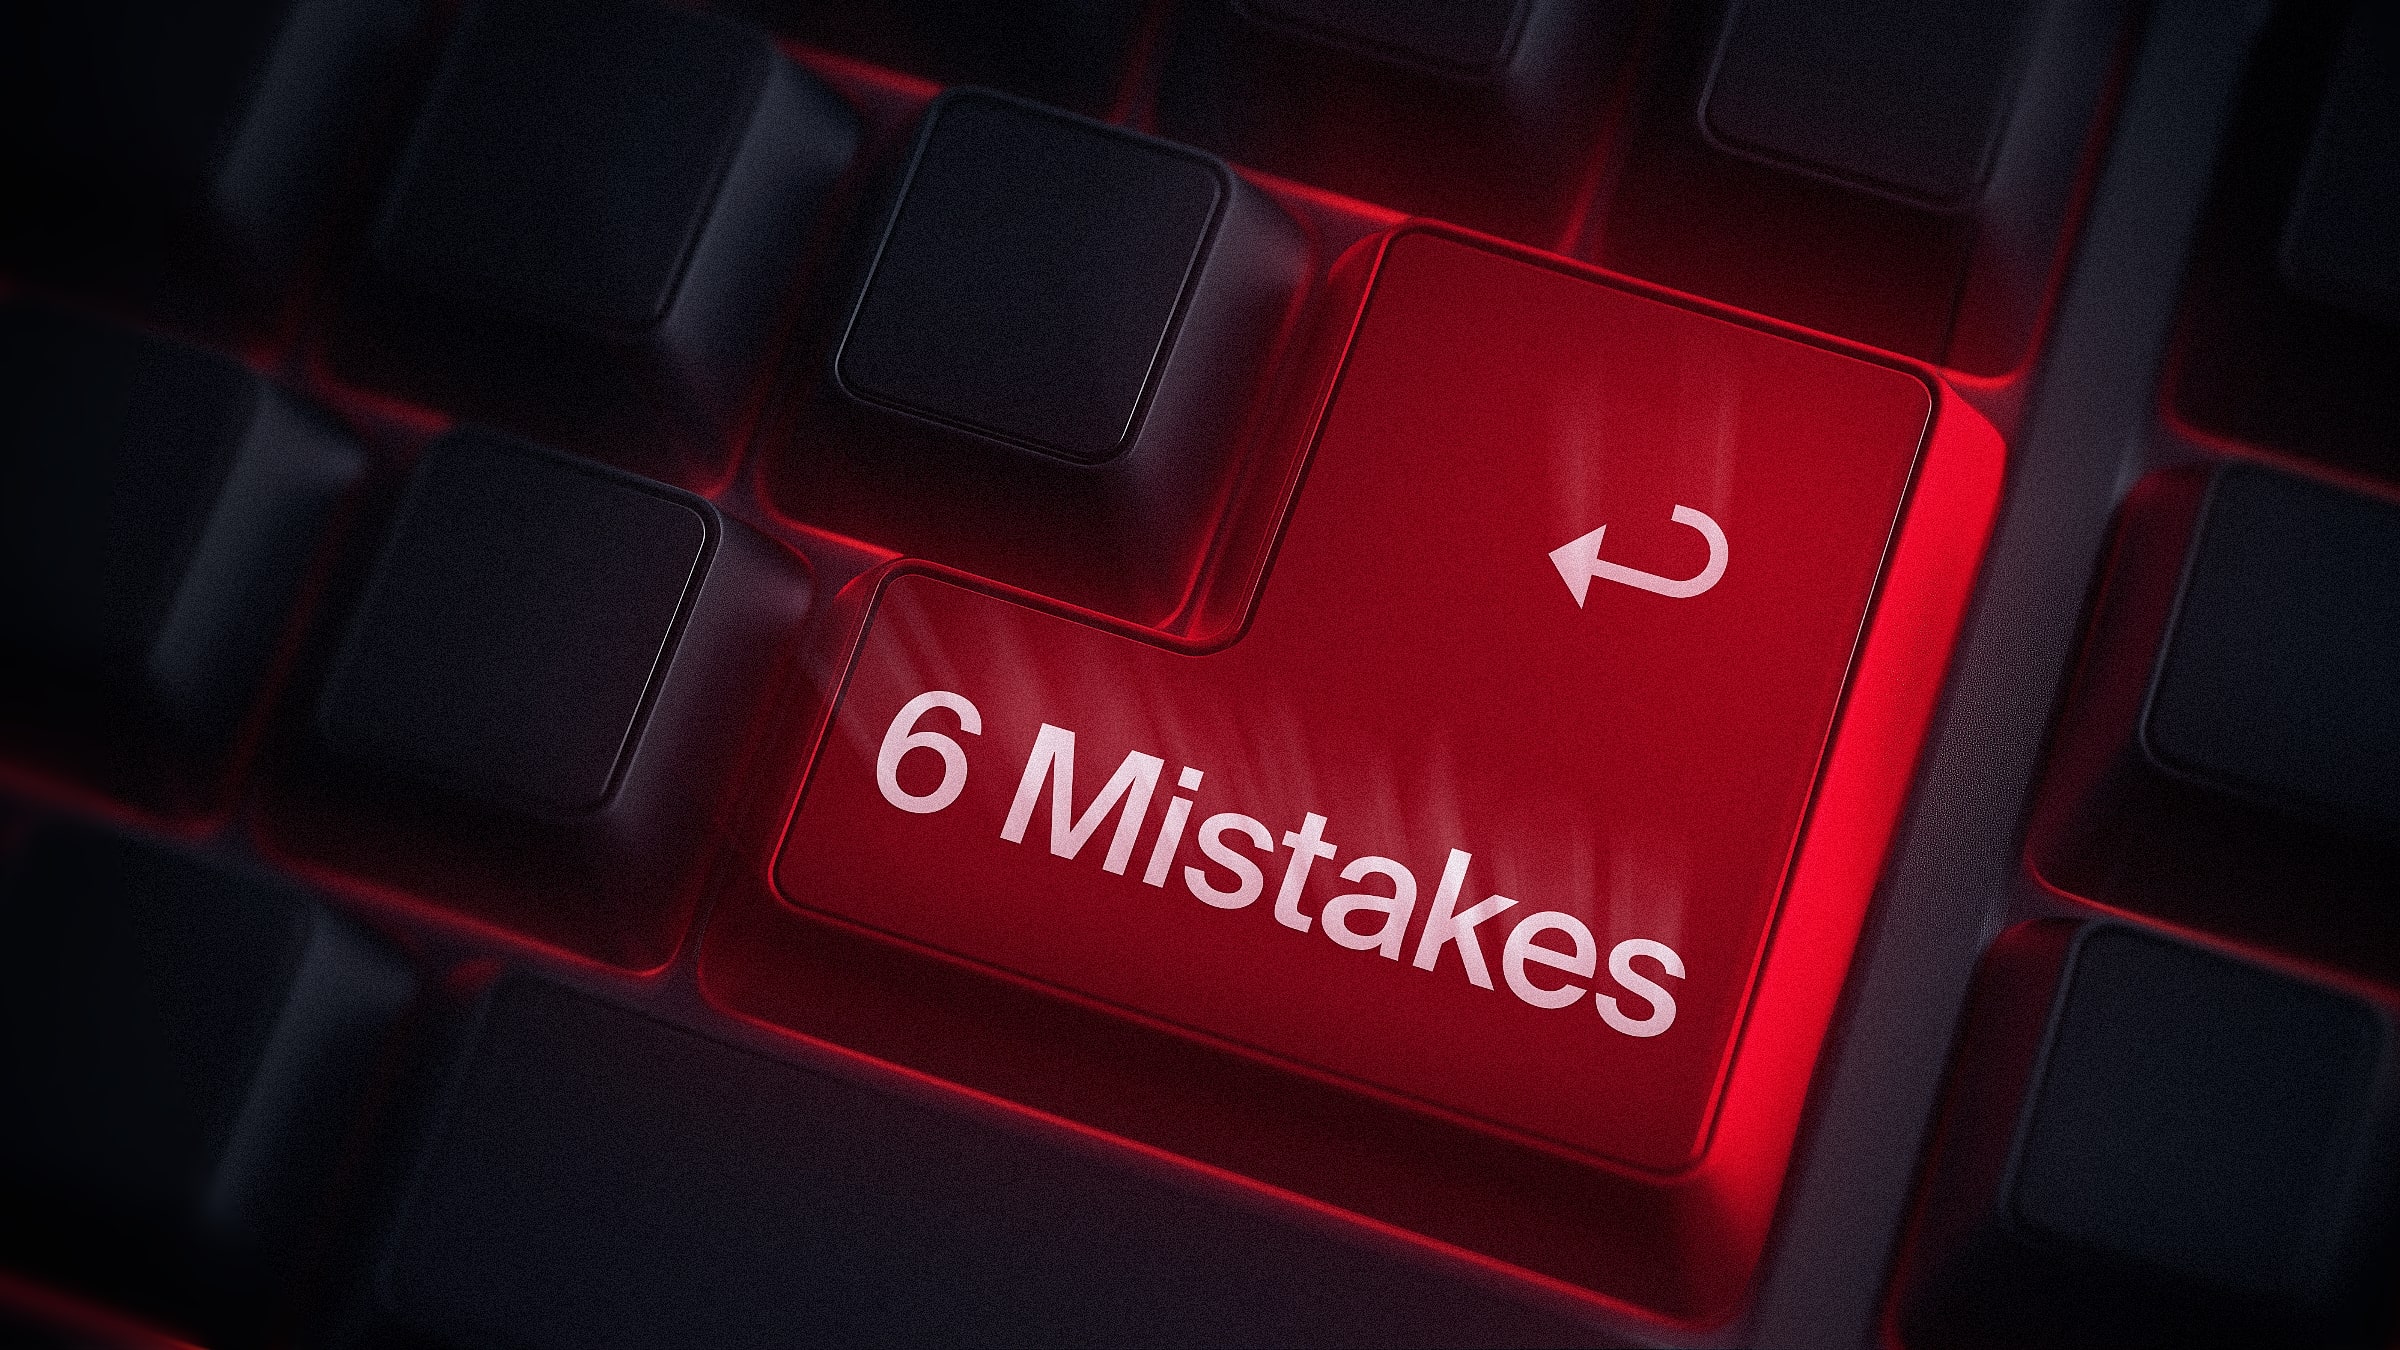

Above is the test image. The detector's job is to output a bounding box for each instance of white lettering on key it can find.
[1549,505,1728,604]
[1001,724,1162,875]
[1599,938,1685,1037]
[1501,911,1596,1010]
[878,692,1688,1037]
[1410,849,1517,989]
[876,691,982,814]
[1186,812,1272,909]
[1273,812,1338,932]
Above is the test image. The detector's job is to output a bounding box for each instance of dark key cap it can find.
[320,432,710,817]
[841,92,1232,464]
[0,826,416,1343]
[285,430,812,968]
[1158,0,1629,245]
[721,0,1152,119]
[2027,467,2400,986]
[0,0,420,323]
[362,974,1594,1349]
[1248,0,1532,78]
[1897,923,2395,1348]
[356,0,858,482]
[1597,0,2127,369]
[2164,2,2400,481]
[2278,3,2400,328]
[784,90,1305,625]
[2144,465,2400,841]
[0,304,362,806]
[1704,0,2045,208]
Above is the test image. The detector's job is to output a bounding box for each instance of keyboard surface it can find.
[2,0,2396,1346]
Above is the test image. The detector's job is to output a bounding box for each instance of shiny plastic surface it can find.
[777,229,1945,1173]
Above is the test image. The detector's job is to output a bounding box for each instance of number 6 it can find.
[875,690,982,814]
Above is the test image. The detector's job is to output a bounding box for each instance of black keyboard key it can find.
[2028,466,2400,986]
[0,826,416,1342]
[0,0,421,324]
[279,430,813,968]
[1704,0,2044,208]
[1249,0,1528,73]
[320,432,710,817]
[1595,0,2129,369]
[2014,931,2385,1305]
[2278,2,2400,329]
[0,304,362,808]
[1897,923,2395,1348]
[721,0,1152,119]
[361,974,1593,1348]
[2145,466,2400,840]
[781,89,1306,625]
[1157,0,1629,245]
[841,92,1227,464]
[2163,1,2400,481]
[354,0,858,483]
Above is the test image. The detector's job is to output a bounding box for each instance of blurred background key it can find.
[0,0,422,333]
[1157,0,1632,247]
[0,825,417,1345]
[359,974,1584,1349]
[0,303,363,813]
[340,0,859,486]
[2277,2,2400,328]
[718,0,1154,118]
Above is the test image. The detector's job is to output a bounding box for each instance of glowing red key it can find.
[776,229,1998,1188]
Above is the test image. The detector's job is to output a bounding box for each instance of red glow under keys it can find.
[777,229,1982,1180]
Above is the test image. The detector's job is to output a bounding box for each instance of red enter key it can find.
[775,228,2000,1260]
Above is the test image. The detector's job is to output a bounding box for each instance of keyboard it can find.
[2,0,2395,1345]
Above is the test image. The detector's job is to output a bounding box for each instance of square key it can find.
[0,826,413,1338]
[1242,0,1530,77]
[0,303,361,789]
[358,0,854,483]
[2277,2,2400,328]
[0,0,421,321]
[2010,928,2386,1304]
[378,0,767,336]
[2144,465,2400,839]
[319,431,711,817]
[838,90,1229,465]
[0,307,256,687]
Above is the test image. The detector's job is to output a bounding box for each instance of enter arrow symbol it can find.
[1549,505,1729,605]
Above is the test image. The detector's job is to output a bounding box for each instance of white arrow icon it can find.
[1549,505,1729,604]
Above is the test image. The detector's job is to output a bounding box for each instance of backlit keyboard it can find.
[2,0,2396,1346]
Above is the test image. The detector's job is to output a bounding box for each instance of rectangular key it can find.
[366,974,1583,1348]
[767,227,2003,1306]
